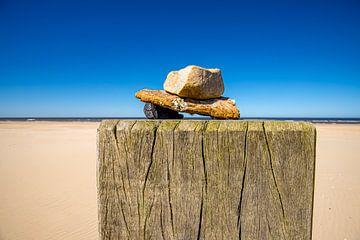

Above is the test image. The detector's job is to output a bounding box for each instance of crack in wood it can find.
[120,201,131,238]
[263,122,287,239]
[104,194,109,238]
[168,121,181,237]
[112,122,128,201]
[122,121,136,190]
[226,129,231,187]
[142,126,158,206]
[266,214,272,240]
[238,121,248,239]
[112,123,131,238]
[197,190,204,240]
[201,121,209,193]
[136,192,141,239]
[160,204,166,240]
[143,193,156,240]
[197,121,209,240]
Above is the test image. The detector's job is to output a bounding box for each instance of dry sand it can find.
[0,121,99,240]
[312,124,360,240]
[0,121,359,240]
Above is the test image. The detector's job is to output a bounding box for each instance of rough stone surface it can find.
[97,120,316,240]
[163,65,224,100]
[136,89,240,119]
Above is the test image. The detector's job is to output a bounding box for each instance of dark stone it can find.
[143,103,183,119]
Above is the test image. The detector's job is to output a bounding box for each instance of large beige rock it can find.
[163,65,224,100]
[136,89,240,119]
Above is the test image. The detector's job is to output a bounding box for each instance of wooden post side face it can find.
[202,121,247,239]
[263,122,316,240]
[240,122,288,239]
[97,120,316,240]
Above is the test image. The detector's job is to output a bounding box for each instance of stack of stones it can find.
[135,65,240,119]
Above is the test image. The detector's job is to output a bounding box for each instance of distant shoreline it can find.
[0,117,360,124]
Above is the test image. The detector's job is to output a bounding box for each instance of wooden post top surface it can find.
[98,119,316,133]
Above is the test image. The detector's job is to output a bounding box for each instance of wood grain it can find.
[97,120,316,240]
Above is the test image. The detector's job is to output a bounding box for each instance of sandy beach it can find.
[0,121,359,240]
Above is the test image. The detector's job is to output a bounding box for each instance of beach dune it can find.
[0,121,359,240]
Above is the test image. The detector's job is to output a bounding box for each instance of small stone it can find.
[143,103,183,119]
[136,89,240,119]
[163,65,224,100]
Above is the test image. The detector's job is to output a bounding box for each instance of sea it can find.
[0,117,360,124]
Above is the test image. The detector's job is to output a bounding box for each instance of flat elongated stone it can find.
[135,89,240,119]
[163,65,224,99]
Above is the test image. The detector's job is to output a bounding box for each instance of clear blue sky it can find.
[1,0,359,118]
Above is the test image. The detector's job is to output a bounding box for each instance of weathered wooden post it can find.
[97,120,316,240]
